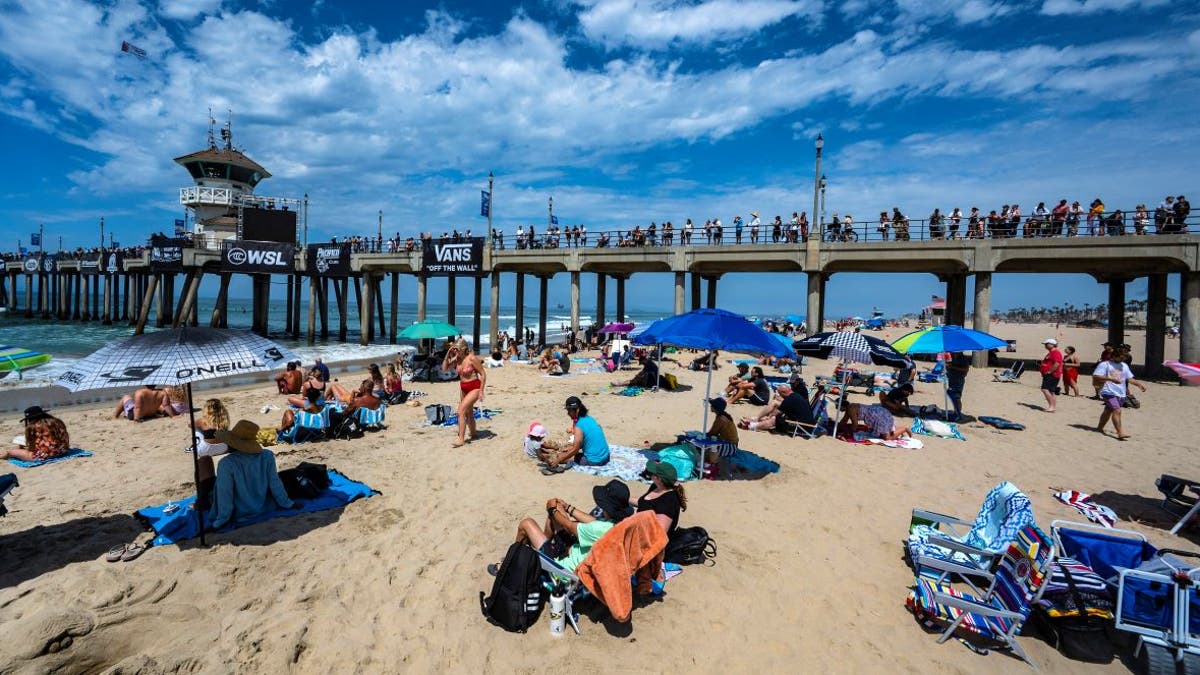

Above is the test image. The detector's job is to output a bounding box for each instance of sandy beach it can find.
[0,321,1195,674]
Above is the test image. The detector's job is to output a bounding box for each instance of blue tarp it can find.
[135,469,378,546]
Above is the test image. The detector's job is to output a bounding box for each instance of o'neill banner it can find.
[422,238,484,276]
[305,243,351,276]
[222,240,295,274]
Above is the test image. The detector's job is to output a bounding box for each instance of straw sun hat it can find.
[216,420,264,454]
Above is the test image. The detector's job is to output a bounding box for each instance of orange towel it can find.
[575,511,668,623]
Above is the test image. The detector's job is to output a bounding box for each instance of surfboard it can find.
[0,345,52,374]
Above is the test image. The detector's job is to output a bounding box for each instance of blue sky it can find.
[1,0,1197,316]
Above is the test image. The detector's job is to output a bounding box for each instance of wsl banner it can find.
[221,240,295,274]
[422,238,484,276]
[305,243,351,276]
[150,239,188,271]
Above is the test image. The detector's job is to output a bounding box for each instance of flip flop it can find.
[540,464,568,476]
[121,543,147,562]
[106,544,128,563]
[486,562,502,577]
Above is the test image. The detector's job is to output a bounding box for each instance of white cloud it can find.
[1041,0,1168,16]
[159,0,223,21]
[576,0,822,50]
[894,0,1015,25]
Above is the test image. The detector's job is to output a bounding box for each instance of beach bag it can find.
[256,428,278,447]
[385,390,410,405]
[665,526,716,565]
[332,416,365,440]
[1033,565,1115,663]
[425,403,452,425]
[657,444,695,482]
[278,462,331,500]
[480,542,544,632]
[659,373,678,391]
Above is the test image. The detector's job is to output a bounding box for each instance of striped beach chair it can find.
[278,407,331,444]
[355,404,386,430]
[906,524,1054,667]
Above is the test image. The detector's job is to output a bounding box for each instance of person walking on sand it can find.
[1062,346,1082,397]
[1093,346,1146,440]
[1039,338,1063,413]
[443,338,486,447]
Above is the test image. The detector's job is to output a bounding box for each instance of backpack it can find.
[332,415,365,440]
[480,542,544,632]
[665,526,717,565]
[425,403,452,425]
[659,373,678,391]
[278,462,331,500]
[384,390,410,405]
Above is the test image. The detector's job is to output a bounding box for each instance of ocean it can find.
[0,298,673,390]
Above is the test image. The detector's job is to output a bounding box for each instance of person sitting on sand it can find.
[328,379,382,420]
[537,348,562,375]
[487,480,633,576]
[311,358,330,384]
[837,401,912,441]
[879,382,914,416]
[724,363,752,395]
[382,363,407,404]
[113,384,169,422]
[367,363,385,397]
[206,420,294,531]
[288,368,327,409]
[165,385,189,417]
[738,382,813,431]
[614,355,659,388]
[193,398,231,509]
[2,406,70,462]
[729,366,770,406]
[631,460,687,534]
[1093,346,1147,440]
[275,361,303,395]
[539,396,610,472]
[485,351,505,368]
[277,388,325,434]
[523,422,560,457]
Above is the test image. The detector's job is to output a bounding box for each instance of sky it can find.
[0,0,1197,316]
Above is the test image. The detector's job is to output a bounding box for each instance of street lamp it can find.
[812,133,823,240]
[377,209,383,252]
[819,174,827,233]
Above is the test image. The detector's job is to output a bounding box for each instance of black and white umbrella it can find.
[792,331,908,437]
[56,327,299,544]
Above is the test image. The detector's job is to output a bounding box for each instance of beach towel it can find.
[911,417,966,441]
[6,448,93,467]
[575,511,667,623]
[440,409,500,427]
[978,416,1025,431]
[612,386,644,396]
[866,436,924,450]
[908,481,1034,568]
[569,445,656,481]
[1053,489,1117,528]
[727,448,781,474]
[135,468,378,546]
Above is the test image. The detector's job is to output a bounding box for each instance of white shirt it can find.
[1093,360,1133,398]
[750,216,761,228]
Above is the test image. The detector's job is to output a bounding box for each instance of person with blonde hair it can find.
[193,398,231,509]
[443,338,486,447]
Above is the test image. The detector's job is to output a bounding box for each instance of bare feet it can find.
[1118,435,1130,441]
[451,439,466,448]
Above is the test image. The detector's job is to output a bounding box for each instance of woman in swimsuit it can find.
[288,369,327,409]
[1062,346,1082,397]
[443,338,486,447]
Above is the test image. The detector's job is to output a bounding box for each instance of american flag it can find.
[121,41,147,58]
[931,295,945,302]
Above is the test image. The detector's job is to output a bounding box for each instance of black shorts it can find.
[1041,374,1061,391]
[749,394,769,406]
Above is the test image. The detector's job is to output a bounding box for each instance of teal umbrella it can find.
[399,319,462,340]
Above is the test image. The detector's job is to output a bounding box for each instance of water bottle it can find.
[549,591,566,636]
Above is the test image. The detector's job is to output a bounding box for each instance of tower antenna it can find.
[207,107,216,149]
[221,109,233,150]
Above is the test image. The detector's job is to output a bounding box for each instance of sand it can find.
[0,322,1195,674]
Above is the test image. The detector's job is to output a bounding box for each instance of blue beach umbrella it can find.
[634,308,792,435]
[891,325,1007,354]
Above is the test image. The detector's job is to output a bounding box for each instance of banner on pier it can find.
[22,254,52,274]
[480,190,490,218]
[99,251,123,274]
[306,243,350,276]
[222,240,295,274]
[422,237,484,276]
[150,239,187,271]
[79,256,100,275]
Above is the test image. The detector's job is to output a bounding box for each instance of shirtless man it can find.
[275,361,303,395]
[113,385,169,422]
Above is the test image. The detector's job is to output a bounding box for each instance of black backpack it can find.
[665,526,717,565]
[480,542,544,632]
[278,462,331,500]
[332,415,365,440]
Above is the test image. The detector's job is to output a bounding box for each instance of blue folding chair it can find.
[277,407,331,443]
[355,404,386,430]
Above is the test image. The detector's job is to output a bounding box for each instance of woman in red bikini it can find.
[443,338,486,447]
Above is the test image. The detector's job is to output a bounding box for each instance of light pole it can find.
[819,174,827,234]
[812,133,823,239]
[377,209,382,252]
[302,193,308,247]
[486,171,494,249]
[548,196,554,231]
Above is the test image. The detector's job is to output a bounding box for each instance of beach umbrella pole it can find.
[187,382,207,546]
[832,369,848,438]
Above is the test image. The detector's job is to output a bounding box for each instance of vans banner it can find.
[421,238,484,276]
[222,240,295,273]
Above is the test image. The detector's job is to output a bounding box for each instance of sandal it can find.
[121,543,147,562]
[540,464,568,476]
[106,544,128,563]
[486,562,502,577]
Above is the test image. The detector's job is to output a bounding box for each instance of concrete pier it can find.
[972,272,992,367]
[1182,272,1200,367]
[1107,280,1126,347]
[1145,273,1167,378]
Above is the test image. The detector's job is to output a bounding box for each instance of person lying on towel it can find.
[879,382,915,416]
[2,406,70,462]
[837,401,912,441]
[486,479,633,576]
[206,420,294,530]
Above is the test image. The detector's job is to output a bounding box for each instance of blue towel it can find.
[441,409,498,427]
[7,448,92,467]
[728,449,781,474]
[135,469,378,546]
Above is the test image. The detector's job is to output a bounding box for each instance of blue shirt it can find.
[574,415,610,465]
[207,450,294,530]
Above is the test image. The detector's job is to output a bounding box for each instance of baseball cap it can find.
[1042,338,1057,345]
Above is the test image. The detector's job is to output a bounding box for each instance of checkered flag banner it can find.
[56,327,299,392]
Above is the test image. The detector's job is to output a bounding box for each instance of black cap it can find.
[564,396,583,409]
[591,480,633,521]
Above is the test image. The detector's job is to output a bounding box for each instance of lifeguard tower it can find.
[175,112,299,249]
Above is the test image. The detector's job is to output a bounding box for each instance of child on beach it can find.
[523,422,559,457]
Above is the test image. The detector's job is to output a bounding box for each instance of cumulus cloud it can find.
[1041,0,1168,16]
[576,0,822,50]
[159,0,223,21]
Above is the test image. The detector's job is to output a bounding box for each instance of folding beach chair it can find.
[0,473,17,517]
[906,525,1055,667]
[278,407,331,444]
[918,360,946,384]
[908,482,1035,586]
[1153,474,1200,535]
[355,404,386,431]
[784,387,830,439]
[536,550,587,635]
[992,360,1025,383]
